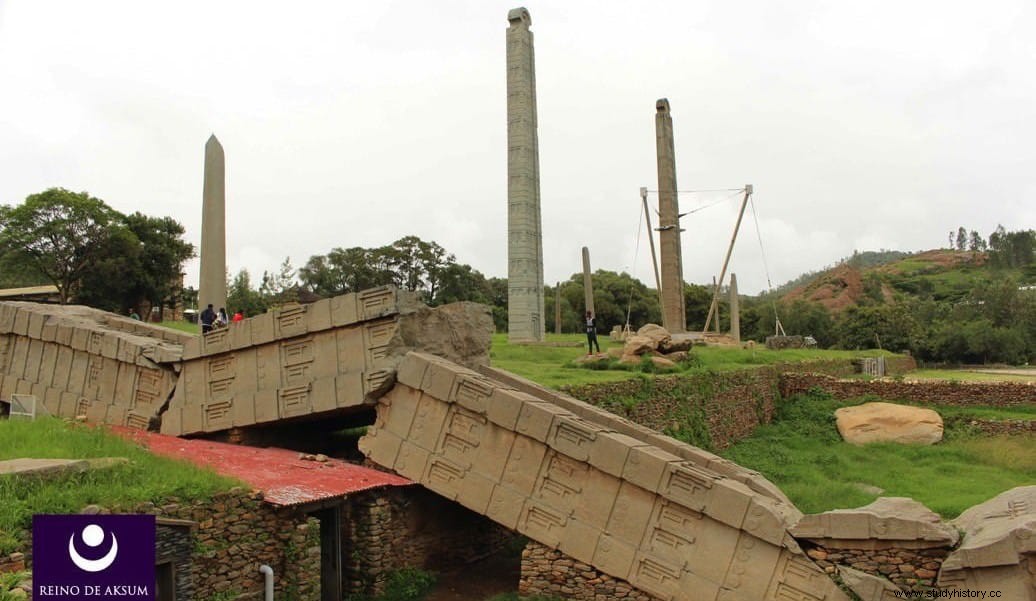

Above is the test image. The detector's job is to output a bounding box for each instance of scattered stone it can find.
[649,356,676,369]
[635,324,671,349]
[838,566,903,601]
[621,335,655,356]
[663,350,688,362]
[313,454,328,463]
[852,483,886,496]
[834,402,943,445]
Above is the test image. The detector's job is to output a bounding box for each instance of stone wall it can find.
[519,541,662,601]
[341,486,515,595]
[560,368,781,451]
[148,490,321,601]
[780,373,1036,407]
[805,544,951,592]
[0,551,26,574]
[155,520,195,601]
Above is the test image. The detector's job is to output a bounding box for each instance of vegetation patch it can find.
[0,417,237,554]
[720,391,1036,518]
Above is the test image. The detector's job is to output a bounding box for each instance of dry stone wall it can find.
[520,541,662,601]
[340,486,515,595]
[780,373,1036,407]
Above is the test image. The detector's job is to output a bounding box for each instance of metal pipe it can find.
[259,564,274,601]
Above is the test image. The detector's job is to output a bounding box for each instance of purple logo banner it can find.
[33,514,155,601]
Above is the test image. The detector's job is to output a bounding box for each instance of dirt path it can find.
[424,552,520,601]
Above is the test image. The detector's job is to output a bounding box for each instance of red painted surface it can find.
[112,427,411,506]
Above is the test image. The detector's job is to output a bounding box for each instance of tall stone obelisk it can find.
[730,273,741,343]
[199,134,227,314]
[581,247,595,317]
[655,99,686,332]
[506,7,545,342]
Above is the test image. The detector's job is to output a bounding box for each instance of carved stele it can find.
[506,7,545,342]
[655,99,686,333]
[200,134,227,314]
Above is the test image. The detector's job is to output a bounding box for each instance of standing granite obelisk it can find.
[581,247,595,317]
[199,134,227,315]
[655,99,686,332]
[506,7,545,342]
[730,272,741,343]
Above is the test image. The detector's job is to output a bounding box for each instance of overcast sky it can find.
[1,1,1033,295]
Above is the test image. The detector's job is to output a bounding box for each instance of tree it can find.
[955,227,967,251]
[0,189,122,303]
[227,269,267,317]
[968,230,987,252]
[260,257,298,307]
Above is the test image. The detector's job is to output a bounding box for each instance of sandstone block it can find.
[835,402,943,445]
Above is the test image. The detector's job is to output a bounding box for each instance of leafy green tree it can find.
[260,257,299,307]
[227,269,268,317]
[0,188,121,303]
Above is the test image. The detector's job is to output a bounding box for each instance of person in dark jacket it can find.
[585,310,600,354]
[200,304,216,334]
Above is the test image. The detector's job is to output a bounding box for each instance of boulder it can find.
[636,323,671,348]
[834,402,943,445]
[939,486,1036,596]
[618,354,642,365]
[622,335,656,356]
[664,351,689,363]
[791,497,959,548]
[573,353,610,366]
[649,356,676,369]
[660,337,693,353]
[606,347,624,359]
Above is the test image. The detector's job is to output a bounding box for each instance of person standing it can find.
[200,304,216,334]
[232,310,244,323]
[585,310,600,354]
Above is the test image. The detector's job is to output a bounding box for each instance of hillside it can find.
[782,249,1027,311]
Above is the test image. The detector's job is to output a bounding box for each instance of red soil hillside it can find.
[783,263,894,312]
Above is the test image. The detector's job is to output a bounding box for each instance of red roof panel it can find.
[113,427,411,506]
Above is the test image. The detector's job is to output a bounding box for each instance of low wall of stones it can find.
[804,544,950,592]
[519,541,662,601]
[560,368,781,451]
[3,489,320,601]
[779,373,1036,407]
[128,489,321,601]
[0,551,27,574]
[341,486,516,595]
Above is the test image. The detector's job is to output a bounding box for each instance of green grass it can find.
[158,320,199,334]
[0,418,238,554]
[489,333,895,389]
[908,369,1036,383]
[721,393,1036,518]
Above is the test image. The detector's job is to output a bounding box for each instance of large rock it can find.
[939,486,1036,597]
[635,323,671,348]
[390,301,494,369]
[621,334,656,356]
[834,402,943,445]
[791,497,959,548]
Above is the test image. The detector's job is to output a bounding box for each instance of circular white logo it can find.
[68,524,119,572]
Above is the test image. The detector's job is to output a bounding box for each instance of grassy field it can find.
[721,392,1036,518]
[0,418,237,554]
[158,320,198,334]
[489,333,895,388]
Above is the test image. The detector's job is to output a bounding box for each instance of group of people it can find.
[200,304,244,334]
